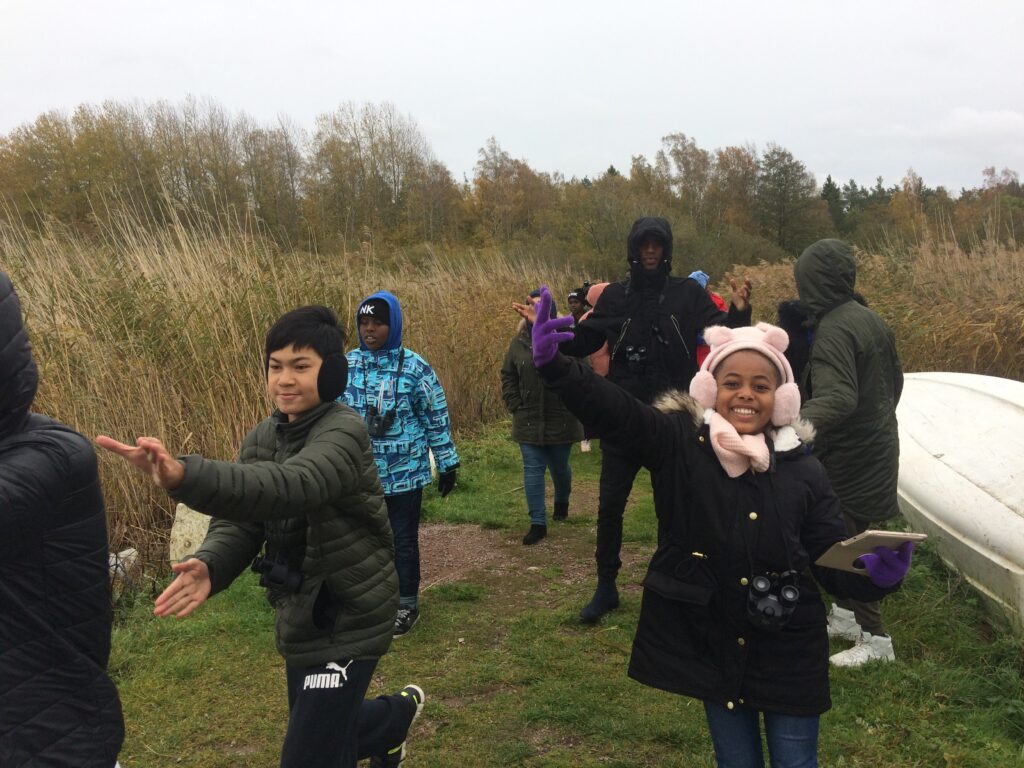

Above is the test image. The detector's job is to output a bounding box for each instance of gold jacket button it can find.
[748,512,758,521]
[740,577,749,586]
[737,637,746,646]
[726,701,735,710]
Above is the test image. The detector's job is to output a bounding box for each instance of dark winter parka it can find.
[500,322,584,445]
[540,355,895,715]
[178,401,399,667]
[559,217,751,404]
[795,239,904,523]
[0,272,124,766]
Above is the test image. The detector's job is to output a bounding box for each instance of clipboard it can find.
[815,530,928,574]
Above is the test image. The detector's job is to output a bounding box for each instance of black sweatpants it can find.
[280,658,412,768]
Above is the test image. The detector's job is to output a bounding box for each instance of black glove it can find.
[437,469,457,497]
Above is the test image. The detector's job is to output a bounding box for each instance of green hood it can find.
[794,239,856,318]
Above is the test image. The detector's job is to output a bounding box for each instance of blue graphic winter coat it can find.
[342,291,459,496]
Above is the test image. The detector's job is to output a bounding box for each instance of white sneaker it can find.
[826,603,862,642]
[829,631,895,667]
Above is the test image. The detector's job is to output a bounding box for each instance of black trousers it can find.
[280,658,412,768]
[595,441,646,580]
[386,488,423,601]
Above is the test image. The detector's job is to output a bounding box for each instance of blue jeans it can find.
[385,488,423,603]
[704,701,819,768]
[518,443,573,525]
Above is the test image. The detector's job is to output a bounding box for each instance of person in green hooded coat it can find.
[795,239,905,668]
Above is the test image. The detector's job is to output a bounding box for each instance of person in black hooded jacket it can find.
[0,270,124,767]
[551,216,753,622]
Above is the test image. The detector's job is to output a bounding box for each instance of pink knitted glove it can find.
[531,286,575,367]
[860,541,915,588]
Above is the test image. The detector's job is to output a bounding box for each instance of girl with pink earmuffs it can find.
[528,286,914,768]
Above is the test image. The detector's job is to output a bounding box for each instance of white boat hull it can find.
[896,372,1024,633]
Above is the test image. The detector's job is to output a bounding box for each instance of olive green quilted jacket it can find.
[795,239,904,523]
[173,401,398,666]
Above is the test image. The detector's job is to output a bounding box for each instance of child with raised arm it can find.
[528,286,914,768]
[97,305,424,768]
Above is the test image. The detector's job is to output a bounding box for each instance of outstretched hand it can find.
[531,286,574,367]
[511,299,537,324]
[154,558,212,618]
[860,540,915,588]
[729,276,753,312]
[95,434,185,490]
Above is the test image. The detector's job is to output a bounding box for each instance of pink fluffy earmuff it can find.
[689,323,801,427]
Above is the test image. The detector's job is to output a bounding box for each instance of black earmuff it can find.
[317,352,348,403]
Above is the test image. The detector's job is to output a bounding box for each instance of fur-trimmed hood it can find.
[651,388,816,452]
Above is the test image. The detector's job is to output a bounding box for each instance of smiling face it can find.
[358,316,389,351]
[267,344,323,421]
[713,349,780,435]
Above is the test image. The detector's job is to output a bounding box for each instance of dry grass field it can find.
[3,215,1021,566]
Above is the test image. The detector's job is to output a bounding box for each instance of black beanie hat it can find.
[358,298,390,326]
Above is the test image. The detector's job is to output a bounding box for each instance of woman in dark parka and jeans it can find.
[500,292,583,544]
[528,286,914,768]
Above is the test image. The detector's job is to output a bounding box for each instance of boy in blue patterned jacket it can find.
[343,291,460,637]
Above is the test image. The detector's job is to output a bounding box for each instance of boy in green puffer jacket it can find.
[97,306,424,768]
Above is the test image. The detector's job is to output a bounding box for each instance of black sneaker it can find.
[370,684,425,767]
[393,606,420,638]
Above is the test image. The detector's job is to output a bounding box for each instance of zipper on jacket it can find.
[610,317,633,360]
[670,315,691,359]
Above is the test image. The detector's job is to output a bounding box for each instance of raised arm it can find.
[531,286,677,470]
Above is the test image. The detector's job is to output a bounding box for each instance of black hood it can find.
[0,271,39,438]
[626,217,674,276]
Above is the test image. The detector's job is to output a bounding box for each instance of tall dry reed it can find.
[729,239,1024,380]
[4,213,1021,566]
[1,213,579,565]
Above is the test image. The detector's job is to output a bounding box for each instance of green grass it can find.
[110,426,1024,767]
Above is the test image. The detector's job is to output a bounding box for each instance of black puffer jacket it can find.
[541,355,895,715]
[0,272,124,766]
[559,217,751,403]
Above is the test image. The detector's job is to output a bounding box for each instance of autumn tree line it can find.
[1,98,1021,280]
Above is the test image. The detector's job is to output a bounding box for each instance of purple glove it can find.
[531,285,575,367]
[860,541,915,588]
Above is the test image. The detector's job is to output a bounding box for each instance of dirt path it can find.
[419,480,652,597]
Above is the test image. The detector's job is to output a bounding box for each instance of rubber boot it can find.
[522,524,547,545]
[553,501,569,521]
[580,577,619,623]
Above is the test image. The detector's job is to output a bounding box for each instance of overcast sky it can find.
[2,0,1022,192]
